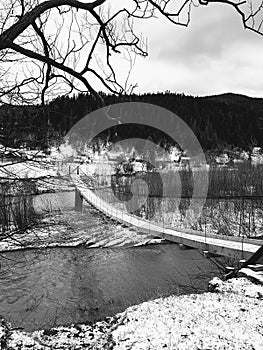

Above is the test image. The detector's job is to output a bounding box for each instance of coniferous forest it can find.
[0,91,262,152]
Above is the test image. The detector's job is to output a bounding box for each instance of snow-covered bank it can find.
[36,176,74,193]
[1,277,262,349]
[111,277,263,350]
[0,211,164,252]
[0,160,57,179]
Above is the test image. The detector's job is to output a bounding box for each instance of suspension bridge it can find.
[69,170,263,261]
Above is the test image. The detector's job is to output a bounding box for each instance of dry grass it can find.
[0,180,37,235]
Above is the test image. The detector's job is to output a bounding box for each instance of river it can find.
[0,190,224,332]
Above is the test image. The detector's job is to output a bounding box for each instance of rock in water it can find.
[208,277,224,292]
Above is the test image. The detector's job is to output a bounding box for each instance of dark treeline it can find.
[0,91,262,151]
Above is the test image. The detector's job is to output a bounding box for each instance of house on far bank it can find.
[215,153,230,165]
[169,146,181,163]
[180,156,191,167]
[251,147,263,165]
[240,150,249,160]
[252,147,262,154]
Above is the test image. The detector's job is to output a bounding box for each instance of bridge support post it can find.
[75,188,83,211]
[203,250,211,258]
[225,266,235,273]
[179,243,187,250]
[238,259,246,269]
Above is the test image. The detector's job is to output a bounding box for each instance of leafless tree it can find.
[0,0,262,106]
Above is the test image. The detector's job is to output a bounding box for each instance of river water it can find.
[0,190,224,332]
[0,245,223,332]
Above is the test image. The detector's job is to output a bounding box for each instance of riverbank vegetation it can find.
[92,161,263,238]
[0,180,38,236]
[101,162,263,198]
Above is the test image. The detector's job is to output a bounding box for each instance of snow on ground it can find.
[110,278,263,350]
[0,161,57,179]
[0,209,164,253]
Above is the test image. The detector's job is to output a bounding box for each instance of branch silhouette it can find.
[0,0,262,105]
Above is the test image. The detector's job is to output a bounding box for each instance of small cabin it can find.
[252,147,262,155]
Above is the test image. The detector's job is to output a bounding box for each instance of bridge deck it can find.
[72,176,262,260]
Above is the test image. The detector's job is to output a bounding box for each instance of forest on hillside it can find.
[0,92,262,152]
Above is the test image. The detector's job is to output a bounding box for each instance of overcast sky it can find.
[128,3,263,98]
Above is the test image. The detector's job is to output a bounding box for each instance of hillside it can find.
[202,92,263,108]
[0,92,262,151]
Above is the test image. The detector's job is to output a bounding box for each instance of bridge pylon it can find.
[75,188,83,211]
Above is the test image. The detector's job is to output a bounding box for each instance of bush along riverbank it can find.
[1,277,263,349]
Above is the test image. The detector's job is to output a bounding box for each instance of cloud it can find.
[131,3,263,97]
[153,4,259,64]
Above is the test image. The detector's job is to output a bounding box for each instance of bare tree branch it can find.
[8,41,104,103]
[0,0,262,105]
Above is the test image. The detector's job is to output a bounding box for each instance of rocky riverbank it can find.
[1,277,263,349]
